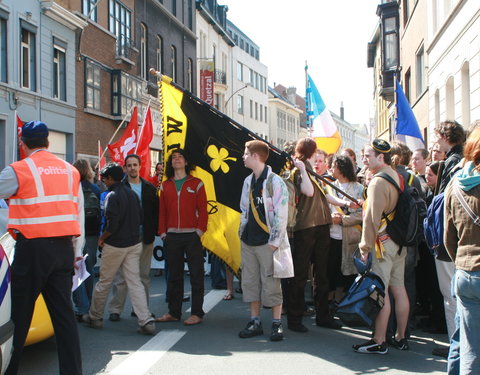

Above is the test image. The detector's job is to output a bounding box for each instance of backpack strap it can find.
[249,188,269,234]
[453,182,480,226]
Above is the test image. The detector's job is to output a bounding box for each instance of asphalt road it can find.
[18,272,449,375]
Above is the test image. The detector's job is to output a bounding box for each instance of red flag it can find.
[136,107,153,180]
[16,115,26,160]
[107,107,138,165]
[97,140,106,177]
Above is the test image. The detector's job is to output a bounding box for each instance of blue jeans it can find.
[448,270,480,375]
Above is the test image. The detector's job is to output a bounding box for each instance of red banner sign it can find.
[199,60,214,106]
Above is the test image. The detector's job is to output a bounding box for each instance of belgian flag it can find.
[160,78,287,274]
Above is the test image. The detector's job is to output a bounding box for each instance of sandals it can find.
[154,313,179,323]
[223,293,234,301]
[184,315,203,326]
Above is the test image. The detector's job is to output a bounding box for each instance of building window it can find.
[109,0,132,57]
[172,0,176,16]
[156,35,163,73]
[171,45,177,82]
[461,62,470,128]
[53,40,66,101]
[237,62,243,81]
[260,104,263,121]
[112,70,143,116]
[446,76,454,120]
[416,46,425,96]
[255,102,258,120]
[0,15,7,83]
[237,95,244,115]
[83,0,98,21]
[188,0,193,29]
[187,58,193,92]
[249,99,253,118]
[383,16,398,70]
[20,25,36,91]
[85,61,101,110]
[404,69,411,103]
[140,23,147,80]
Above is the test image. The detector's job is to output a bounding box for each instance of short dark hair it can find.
[21,136,48,149]
[415,148,429,160]
[370,147,392,165]
[100,163,124,182]
[333,155,356,182]
[434,120,466,145]
[165,148,195,179]
[125,154,141,166]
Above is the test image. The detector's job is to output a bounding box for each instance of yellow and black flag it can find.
[159,76,286,274]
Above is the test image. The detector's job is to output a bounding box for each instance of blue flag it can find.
[395,79,424,150]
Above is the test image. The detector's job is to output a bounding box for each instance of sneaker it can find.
[83,315,103,329]
[138,321,156,335]
[392,338,409,350]
[239,320,263,338]
[270,322,284,341]
[288,323,309,333]
[353,339,388,354]
[109,313,120,322]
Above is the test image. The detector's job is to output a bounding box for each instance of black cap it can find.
[371,138,391,153]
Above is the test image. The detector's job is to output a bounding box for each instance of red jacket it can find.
[158,175,208,236]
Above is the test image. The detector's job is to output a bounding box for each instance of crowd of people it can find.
[0,118,479,374]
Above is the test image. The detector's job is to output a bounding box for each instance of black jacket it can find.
[124,177,159,244]
[104,182,142,248]
[439,144,463,194]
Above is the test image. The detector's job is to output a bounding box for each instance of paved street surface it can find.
[19,272,449,375]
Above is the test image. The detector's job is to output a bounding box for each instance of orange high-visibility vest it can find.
[8,150,81,239]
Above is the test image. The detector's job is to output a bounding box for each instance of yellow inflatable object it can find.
[0,232,54,346]
[25,294,54,346]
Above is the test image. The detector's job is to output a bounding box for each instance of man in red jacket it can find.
[155,149,208,325]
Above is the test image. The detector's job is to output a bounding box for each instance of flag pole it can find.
[95,106,134,169]
[305,61,311,137]
[13,111,18,162]
[134,98,152,153]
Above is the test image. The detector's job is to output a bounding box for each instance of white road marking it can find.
[108,330,186,375]
[186,289,226,313]
[107,289,226,375]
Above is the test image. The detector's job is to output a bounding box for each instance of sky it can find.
[226,1,380,126]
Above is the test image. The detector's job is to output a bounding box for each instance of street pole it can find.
[224,83,248,115]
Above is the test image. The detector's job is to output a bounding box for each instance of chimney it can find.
[340,101,344,120]
[286,87,297,104]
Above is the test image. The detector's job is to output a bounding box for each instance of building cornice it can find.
[40,1,88,30]
[196,3,235,46]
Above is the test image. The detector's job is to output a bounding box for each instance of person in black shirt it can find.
[84,163,155,335]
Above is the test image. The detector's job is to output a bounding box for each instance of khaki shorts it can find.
[240,241,283,307]
[371,237,406,288]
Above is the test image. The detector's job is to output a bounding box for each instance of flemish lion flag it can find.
[160,79,286,274]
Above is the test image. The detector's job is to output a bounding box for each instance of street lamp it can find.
[224,83,249,115]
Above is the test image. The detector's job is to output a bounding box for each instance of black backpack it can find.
[83,184,101,236]
[376,172,427,248]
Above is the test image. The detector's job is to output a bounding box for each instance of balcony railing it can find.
[214,69,226,85]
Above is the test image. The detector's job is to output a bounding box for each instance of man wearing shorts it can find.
[352,139,410,354]
[238,140,289,342]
